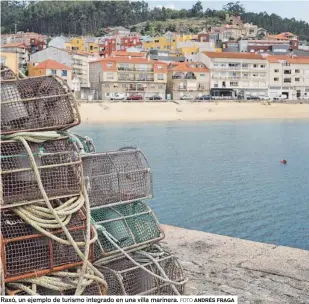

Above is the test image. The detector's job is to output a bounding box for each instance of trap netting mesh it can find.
[82,148,153,209]
[95,245,186,295]
[1,65,17,81]
[1,75,80,134]
[4,267,106,296]
[0,208,93,282]
[0,137,82,208]
[92,201,164,258]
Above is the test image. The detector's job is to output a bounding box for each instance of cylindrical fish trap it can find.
[5,267,106,296]
[0,208,94,282]
[5,282,104,296]
[92,201,164,259]
[82,148,153,209]
[1,65,17,81]
[0,136,82,209]
[95,246,186,295]
[1,75,80,134]
[68,132,96,154]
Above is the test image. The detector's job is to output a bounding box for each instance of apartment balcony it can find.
[118,77,154,82]
[174,86,187,90]
[118,67,154,72]
[126,87,145,91]
[214,66,241,70]
[212,75,241,79]
[172,76,196,80]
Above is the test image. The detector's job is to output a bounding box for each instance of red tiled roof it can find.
[203,52,265,60]
[168,62,209,72]
[267,55,309,64]
[1,43,26,49]
[34,59,72,70]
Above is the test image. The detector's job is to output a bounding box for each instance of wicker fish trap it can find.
[1,75,80,134]
[0,208,94,282]
[92,201,164,258]
[95,245,186,295]
[0,136,82,209]
[1,65,17,81]
[82,148,153,209]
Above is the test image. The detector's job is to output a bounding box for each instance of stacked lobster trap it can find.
[0,66,187,296]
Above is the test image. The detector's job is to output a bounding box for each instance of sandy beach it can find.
[78,102,309,124]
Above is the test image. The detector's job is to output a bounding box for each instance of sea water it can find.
[75,120,309,250]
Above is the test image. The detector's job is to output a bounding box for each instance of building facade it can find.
[267,55,309,99]
[89,56,167,100]
[1,43,29,72]
[199,52,268,98]
[28,59,72,88]
[167,62,210,99]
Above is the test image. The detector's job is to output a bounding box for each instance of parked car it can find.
[127,94,143,100]
[149,95,162,100]
[110,93,126,101]
[273,95,288,102]
[195,95,212,101]
[247,96,261,100]
[180,94,194,100]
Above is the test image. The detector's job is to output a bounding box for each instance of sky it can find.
[147,1,309,23]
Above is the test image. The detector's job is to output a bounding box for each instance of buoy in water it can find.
[280,160,287,164]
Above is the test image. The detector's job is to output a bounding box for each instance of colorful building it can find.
[167,62,210,99]
[0,52,19,74]
[89,56,168,100]
[28,59,72,88]
[143,36,177,51]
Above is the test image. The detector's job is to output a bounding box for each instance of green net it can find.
[91,201,164,258]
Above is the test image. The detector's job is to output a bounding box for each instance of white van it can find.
[110,93,126,101]
[273,95,288,102]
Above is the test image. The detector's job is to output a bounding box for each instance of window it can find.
[154,40,160,43]
[107,73,114,80]
[242,63,248,68]
[260,65,265,68]
[157,65,163,70]
[274,69,279,73]
[295,69,300,73]
[274,78,279,81]
[253,73,258,77]
[51,70,56,75]
[253,64,257,68]
[157,74,164,80]
[200,74,205,77]
[104,83,110,87]
[122,84,126,88]
[295,78,300,82]
[61,70,67,77]
[284,78,291,83]
[230,81,238,87]
[107,62,113,68]
[214,84,218,88]
[284,70,291,74]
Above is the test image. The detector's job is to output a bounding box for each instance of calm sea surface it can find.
[75,120,309,250]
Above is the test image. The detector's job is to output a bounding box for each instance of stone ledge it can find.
[161,225,309,304]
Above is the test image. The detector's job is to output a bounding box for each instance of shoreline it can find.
[78,102,309,124]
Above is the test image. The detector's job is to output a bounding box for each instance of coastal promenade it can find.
[78,102,309,124]
[161,225,309,303]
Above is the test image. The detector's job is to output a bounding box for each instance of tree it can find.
[222,2,245,15]
[191,1,203,17]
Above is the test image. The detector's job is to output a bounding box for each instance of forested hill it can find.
[1,1,309,41]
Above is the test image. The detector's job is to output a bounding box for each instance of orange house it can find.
[28,59,72,88]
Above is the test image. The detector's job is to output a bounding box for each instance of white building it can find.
[30,46,100,99]
[267,55,309,99]
[197,52,268,98]
[48,36,71,49]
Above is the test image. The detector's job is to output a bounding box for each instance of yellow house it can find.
[143,36,177,51]
[1,52,19,74]
[28,59,72,88]
[65,37,85,51]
